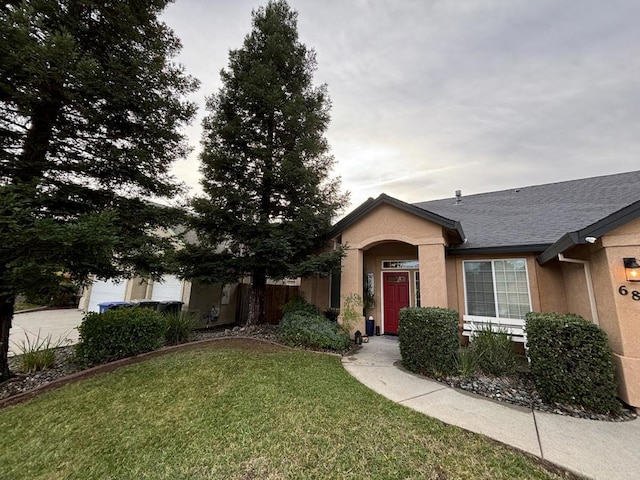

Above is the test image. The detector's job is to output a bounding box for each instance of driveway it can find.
[9,309,85,356]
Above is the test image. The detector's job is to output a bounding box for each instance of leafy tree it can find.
[0,0,198,380]
[181,0,347,325]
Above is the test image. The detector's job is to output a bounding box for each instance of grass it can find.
[0,339,563,479]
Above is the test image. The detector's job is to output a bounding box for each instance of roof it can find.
[412,170,640,256]
[329,193,465,242]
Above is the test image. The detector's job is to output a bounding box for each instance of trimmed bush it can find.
[76,307,166,366]
[279,312,351,352]
[164,312,196,345]
[281,293,322,317]
[398,307,459,376]
[526,312,620,414]
[469,324,519,377]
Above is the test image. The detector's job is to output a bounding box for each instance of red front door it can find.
[383,272,409,335]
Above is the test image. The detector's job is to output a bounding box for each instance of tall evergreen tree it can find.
[0,0,198,380]
[183,0,347,325]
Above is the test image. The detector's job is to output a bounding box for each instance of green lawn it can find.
[0,339,564,479]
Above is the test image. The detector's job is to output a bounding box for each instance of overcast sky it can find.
[162,0,640,212]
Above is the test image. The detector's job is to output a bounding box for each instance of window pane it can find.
[493,259,530,319]
[464,261,496,317]
[330,266,341,309]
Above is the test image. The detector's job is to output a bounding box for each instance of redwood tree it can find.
[0,0,198,380]
[183,0,347,325]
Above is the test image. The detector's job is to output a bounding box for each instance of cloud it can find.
[163,0,640,211]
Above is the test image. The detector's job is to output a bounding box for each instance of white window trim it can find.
[462,258,533,321]
[414,270,420,308]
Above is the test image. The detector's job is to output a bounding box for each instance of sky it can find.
[162,0,640,213]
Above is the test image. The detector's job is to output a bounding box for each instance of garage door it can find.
[151,275,183,302]
[87,279,127,312]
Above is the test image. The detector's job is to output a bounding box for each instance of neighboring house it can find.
[79,275,299,325]
[300,170,640,411]
[78,276,241,326]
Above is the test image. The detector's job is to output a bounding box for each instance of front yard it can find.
[0,339,568,479]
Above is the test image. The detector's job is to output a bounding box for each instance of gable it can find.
[341,202,450,249]
[330,194,464,247]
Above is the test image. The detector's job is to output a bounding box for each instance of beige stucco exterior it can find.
[301,199,640,410]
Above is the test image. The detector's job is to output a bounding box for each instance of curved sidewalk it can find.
[342,335,640,480]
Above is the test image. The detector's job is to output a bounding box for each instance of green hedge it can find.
[279,312,351,352]
[76,307,166,366]
[525,312,620,414]
[398,307,459,376]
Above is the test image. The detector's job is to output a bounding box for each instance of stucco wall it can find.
[187,282,238,326]
[533,261,567,313]
[298,276,330,311]
[126,278,149,301]
[342,203,445,249]
[592,217,640,408]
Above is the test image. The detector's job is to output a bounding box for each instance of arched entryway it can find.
[362,241,419,335]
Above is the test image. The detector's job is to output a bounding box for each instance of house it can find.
[78,275,299,325]
[78,276,241,326]
[300,170,640,411]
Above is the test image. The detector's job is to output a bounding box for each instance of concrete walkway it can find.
[9,309,84,356]
[342,335,640,480]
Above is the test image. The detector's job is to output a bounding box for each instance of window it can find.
[382,260,419,269]
[385,275,407,283]
[329,266,341,309]
[414,271,421,307]
[463,259,531,320]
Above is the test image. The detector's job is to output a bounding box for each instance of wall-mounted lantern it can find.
[624,258,640,282]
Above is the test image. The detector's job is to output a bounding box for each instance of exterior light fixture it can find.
[624,258,640,282]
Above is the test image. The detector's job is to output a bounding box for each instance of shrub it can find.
[279,312,351,352]
[15,330,70,373]
[76,307,166,366]
[525,312,620,414]
[454,346,480,377]
[469,323,519,377]
[340,293,363,334]
[398,307,459,376]
[281,293,322,317]
[164,312,196,345]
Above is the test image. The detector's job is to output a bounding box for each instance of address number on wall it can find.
[618,286,640,301]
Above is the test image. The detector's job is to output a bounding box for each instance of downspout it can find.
[557,253,599,326]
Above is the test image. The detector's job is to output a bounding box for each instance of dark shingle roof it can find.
[413,170,640,252]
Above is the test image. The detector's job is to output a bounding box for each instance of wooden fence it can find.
[236,284,299,325]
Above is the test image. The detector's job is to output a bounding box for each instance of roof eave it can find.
[447,244,552,256]
[537,199,640,265]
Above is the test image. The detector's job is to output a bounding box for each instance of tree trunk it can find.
[247,271,266,326]
[0,293,15,381]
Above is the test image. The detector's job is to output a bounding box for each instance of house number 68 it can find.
[618,286,640,301]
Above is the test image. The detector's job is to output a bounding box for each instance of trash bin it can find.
[130,300,160,310]
[365,316,375,336]
[98,301,131,313]
[157,301,183,315]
